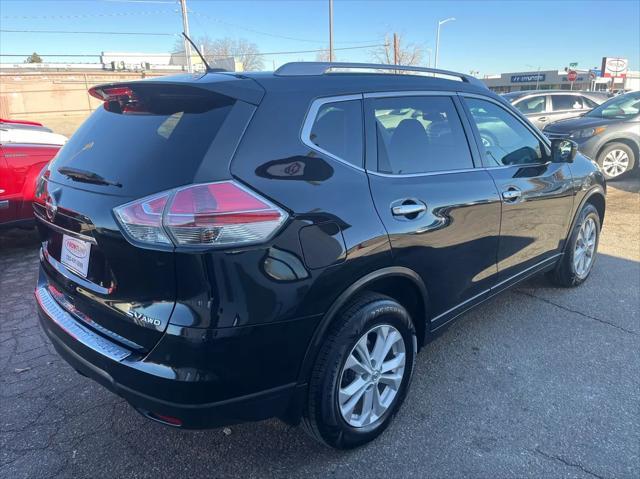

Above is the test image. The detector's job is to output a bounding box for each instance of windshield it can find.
[586,92,640,119]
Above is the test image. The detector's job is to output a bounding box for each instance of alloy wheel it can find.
[338,324,406,428]
[602,149,630,177]
[574,217,597,278]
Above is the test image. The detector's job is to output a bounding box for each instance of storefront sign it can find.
[511,73,546,83]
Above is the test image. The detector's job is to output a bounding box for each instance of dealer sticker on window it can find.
[60,234,91,278]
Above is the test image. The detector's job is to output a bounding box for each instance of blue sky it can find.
[1,0,638,75]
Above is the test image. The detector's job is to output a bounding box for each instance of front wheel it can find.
[597,142,635,180]
[302,292,417,449]
[548,203,601,287]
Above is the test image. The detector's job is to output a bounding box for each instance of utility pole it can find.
[329,0,334,62]
[393,33,399,65]
[179,0,193,73]
[434,17,455,69]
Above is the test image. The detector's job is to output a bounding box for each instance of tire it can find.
[302,292,417,449]
[596,142,636,180]
[548,203,600,287]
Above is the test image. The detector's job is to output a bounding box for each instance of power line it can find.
[0,29,176,36]
[190,11,378,45]
[0,9,177,20]
[0,44,385,60]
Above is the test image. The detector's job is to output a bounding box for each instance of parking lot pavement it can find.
[1,173,638,479]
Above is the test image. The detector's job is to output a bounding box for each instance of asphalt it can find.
[1,172,638,479]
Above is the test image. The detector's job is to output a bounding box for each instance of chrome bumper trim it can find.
[36,285,131,362]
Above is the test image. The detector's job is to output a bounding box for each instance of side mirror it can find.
[551,138,578,163]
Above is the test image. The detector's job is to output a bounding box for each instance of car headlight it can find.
[569,126,606,139]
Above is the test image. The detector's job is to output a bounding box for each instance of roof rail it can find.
[274,62,487,88]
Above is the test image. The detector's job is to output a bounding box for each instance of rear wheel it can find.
[548,203,600,287]
[597,142,635,180]
[302,292,417,449]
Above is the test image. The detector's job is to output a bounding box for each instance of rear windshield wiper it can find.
[57,167,122,188]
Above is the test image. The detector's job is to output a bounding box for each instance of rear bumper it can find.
[36,267,315,429]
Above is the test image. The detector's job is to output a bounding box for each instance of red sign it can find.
[567,70,577,82]
[601,57,628,78]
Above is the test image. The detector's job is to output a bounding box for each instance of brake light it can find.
[114,181,288,248]
[114,192,172,245]
[88,86,137,102]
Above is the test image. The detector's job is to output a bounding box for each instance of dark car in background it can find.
[544,91,640,179]
[34,63,606,449]
[503,90,609,129]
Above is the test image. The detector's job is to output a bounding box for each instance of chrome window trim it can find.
[368,167,486,179]
[364,90,454,99]
[300,94,365,172]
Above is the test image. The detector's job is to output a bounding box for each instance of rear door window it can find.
[373,96,474,174]
[551,95,583,111]
[308,99,363,167]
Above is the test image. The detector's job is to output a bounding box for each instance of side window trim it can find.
[363,92,482,178]
[300,94,365,171]
[459,92,551,170]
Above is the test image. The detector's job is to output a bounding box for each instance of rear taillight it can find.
[114,192,172,245]
[114,181,287,249]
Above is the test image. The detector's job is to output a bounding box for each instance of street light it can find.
[434,17,455,69]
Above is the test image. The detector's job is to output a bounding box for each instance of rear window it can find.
[308,100,363,168]
[49,85,236,197]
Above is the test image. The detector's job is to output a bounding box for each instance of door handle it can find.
[392,203,427,217]
[502,188,522,202]
[538,116,549,122]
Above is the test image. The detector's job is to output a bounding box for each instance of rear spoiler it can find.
[89,73,264,106]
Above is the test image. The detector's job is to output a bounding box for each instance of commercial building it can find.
[483,68,639,93]
[0,51,242,74]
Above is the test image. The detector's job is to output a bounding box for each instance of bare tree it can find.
[315,49,331,62]
[174,36,264,71]
[371,34,423,67]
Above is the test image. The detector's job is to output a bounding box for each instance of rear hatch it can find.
[35,74,263,353]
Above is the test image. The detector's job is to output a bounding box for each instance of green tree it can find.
[25,52,43,63]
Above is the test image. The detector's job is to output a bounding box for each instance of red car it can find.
[0,120,66,228]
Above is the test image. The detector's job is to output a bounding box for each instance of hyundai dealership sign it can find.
[511,73,546,83]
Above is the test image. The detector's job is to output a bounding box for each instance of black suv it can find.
[34,62,606,449]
